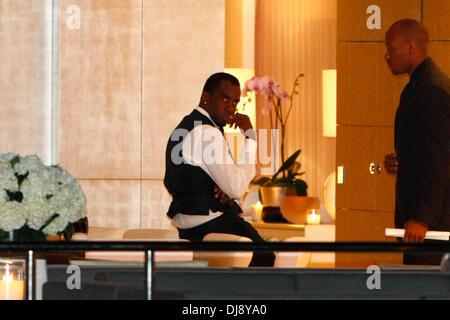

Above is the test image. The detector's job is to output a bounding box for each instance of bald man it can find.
[383,19,450,265]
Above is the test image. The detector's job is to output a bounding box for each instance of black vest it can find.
[164,109,242,218]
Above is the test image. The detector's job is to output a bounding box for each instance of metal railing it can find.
[1,241,449,300]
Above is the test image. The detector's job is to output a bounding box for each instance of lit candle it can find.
[306,209,321,225]
[0,264,24,300]
[251,201,263,222]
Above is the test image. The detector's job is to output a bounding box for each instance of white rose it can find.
[26,169,53,198]
[42,215,69,236]
[0,153,19,162]
[48,166,75,185]
[0,190,8,203]
[0,159,18,191]
[21,195,54,230]
[1,154,86,234]
[14,154,45,175]
[0,201,26,231]
[49,183,86,223]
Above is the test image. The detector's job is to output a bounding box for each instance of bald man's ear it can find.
[408,39,426,55]
[408,40,416,55]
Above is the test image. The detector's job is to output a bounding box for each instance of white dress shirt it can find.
[172,106,257,229]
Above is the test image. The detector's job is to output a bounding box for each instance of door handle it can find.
[369,163,382,175]
[376,164,382,174]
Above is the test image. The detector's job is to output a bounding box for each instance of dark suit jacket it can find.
[394,57,450,231]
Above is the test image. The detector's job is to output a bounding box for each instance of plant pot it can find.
[259,186,296,207]
[279,196,320,224]
[259,186,296,223]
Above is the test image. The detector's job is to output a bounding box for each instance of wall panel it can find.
[375,44,409,127]
[0,0,51,162]
[59,0,142,179]
[141,180,175,230]
[225,0,243,68]
[423,0,450,40]
[78,179,141,231]
[337,43,377,126]
[429,42,450,74]
[338,0,421,41]
[142,0,225,180]
[337,43,409,127]
[58,0,225,229]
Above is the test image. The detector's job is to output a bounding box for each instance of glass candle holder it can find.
[306,209,321,225]
[0,259,25,300]
[251,201,263,222]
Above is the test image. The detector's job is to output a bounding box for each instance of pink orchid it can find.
[262,102,273,115]
[275,87,290,101]
[261,76,278,89]
[244,77,264,94]
[241,73,304,165]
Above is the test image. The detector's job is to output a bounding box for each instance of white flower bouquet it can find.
[0,153,86,241]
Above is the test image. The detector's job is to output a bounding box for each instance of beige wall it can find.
[225,0,243,68]
[255,0,337,202]
[225,0,255,69]
[58,0,225,230]
[0,0,53,164]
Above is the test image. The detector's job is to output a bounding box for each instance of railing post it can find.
[145,250,154,300]
[27,250,34,300]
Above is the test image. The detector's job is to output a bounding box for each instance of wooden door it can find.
[375,127,396,212]
[336,209,403,268]
[336,126,377,211]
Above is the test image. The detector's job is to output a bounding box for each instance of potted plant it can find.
[0,153,87,241]
[243,74,304,166]
[253,149,307,204]
[243,75,312,222]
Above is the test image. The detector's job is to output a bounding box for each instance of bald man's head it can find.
[385,19,429,75]
[387,19,429,52]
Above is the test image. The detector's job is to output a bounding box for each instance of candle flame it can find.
[251,201,263,210]
[2,264,13,282]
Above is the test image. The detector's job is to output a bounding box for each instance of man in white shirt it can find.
[164,72,275,267]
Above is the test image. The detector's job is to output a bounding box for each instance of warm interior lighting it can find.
[306,209,321,225]
[251,201,263,222]
[223,68,256,133]
[0,263,25,300]
[322,69,336,137]
[222,68,256,161]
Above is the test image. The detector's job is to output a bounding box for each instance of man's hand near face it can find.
[228,113,253,132]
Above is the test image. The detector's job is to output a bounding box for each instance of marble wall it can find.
[0,0,53,164]
[58,0,225,230]
[1,0,225,231]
